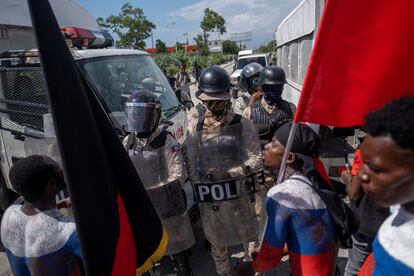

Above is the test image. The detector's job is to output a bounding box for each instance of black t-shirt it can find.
[352,193,389,239]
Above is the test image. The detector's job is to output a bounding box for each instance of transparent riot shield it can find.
[130,146,195,254]
[187,122,264,246]
[24,137,62,166]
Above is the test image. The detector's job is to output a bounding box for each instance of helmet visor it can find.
[124,102,160,133]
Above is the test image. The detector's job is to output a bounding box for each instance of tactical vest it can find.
[127,130,170,151]
[127,130,171,181]
[251,100,293,145]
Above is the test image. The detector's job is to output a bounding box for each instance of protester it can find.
[187,66,263,276]
[1,155,82,276]
[341,131,389,276]
[233,63,263,115]
[192,61,202,85]
[242,66,296,235]
[175,64,192,100]
[236,123,338,276]
[357,96,414,275]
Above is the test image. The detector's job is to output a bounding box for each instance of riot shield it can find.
[24,137,62,166]
[187,122,264,246]
[130,146,195,254]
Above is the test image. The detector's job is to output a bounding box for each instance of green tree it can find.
[198,8,227,54]
[97,3,155,49]
[193,35,209,56]
[257,40,277,53]
[174,42,185,52]
[155,39,168,53]
[222,40,240,55]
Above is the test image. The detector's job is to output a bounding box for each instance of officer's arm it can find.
[242,120,263,172]
[242,105,252,120]
[233,98,244,115]
[183,116,198,180]
[165,135,184,182]
[253,196,289,272]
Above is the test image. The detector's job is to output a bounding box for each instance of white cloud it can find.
[170,0,302,45]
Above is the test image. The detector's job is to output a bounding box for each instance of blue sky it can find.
[75,0,302,49]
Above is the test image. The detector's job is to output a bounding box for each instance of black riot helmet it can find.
[196,66,231,100]
[124,90,161,136]
[239,62,263,94]
[258,66,287,86]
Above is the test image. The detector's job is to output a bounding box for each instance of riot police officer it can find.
[233,62,263,115]
[242,66,296,234]
[186,66,264,276]
[243,66,296,146]
[123,90,195,275]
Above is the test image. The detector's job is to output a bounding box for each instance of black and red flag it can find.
[26,0,167,275]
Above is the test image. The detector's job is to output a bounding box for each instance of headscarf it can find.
[274,122,321,158]
[275,122,332,188]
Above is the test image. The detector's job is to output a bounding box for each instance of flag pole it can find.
[276,122,298,184]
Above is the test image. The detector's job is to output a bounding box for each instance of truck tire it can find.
[0,172,18,212]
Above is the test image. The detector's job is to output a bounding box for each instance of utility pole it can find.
[151,31,154,49]
[183,32,188,52]
[166,22,177,51]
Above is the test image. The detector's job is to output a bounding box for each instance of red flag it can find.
[294,0,414,127]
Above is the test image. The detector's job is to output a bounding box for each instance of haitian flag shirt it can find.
[1,205,82,276]
[253,175,338,275]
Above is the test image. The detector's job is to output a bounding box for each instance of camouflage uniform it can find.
[187,104,263,276]
[233,91,251,115]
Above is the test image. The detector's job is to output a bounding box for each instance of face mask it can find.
[263,85,284,105]
[204,100,230,116]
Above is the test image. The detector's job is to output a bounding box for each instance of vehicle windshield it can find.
[80,55,180,127]
[236,56,266,69]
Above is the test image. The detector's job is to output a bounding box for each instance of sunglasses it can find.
[249,79,259,85]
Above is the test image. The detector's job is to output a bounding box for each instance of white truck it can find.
[230,53,271,97]
[276,0,355,188]
[0,43,192,210]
